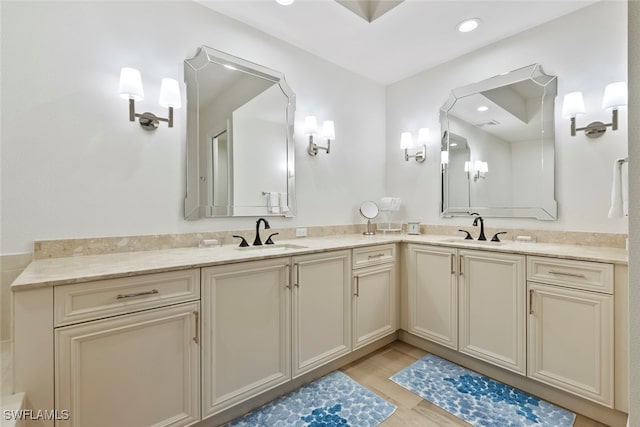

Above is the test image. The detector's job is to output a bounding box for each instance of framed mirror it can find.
[440,64,557,220]
[184,46,296,219]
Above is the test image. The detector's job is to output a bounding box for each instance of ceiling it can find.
[197,0,597,85]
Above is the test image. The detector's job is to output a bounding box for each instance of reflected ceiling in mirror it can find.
[440,64,557,220]
[184,46,296,219]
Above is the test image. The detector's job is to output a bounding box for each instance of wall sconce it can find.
[401,128,428,162]
[305,115,335,156]
[119,67,182,130]
[465,160,488,181]
[561,81,627,138]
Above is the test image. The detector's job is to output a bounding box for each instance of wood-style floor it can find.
[340,341,608,427]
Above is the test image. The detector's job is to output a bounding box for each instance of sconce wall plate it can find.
[404,146,426,162]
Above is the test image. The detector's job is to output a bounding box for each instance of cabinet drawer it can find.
[527,256,613,294]
[353,244,395,269]
[54,269,200,326]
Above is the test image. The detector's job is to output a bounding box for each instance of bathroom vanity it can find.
[11,234,628,427]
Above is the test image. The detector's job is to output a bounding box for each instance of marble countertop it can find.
[11,234,628,291]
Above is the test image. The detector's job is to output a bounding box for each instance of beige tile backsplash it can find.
[32,224,626,260]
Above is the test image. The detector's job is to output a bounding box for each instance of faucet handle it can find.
[491,232,508,242]
[265,233,279,245]
[458,229,473,240]
[232,235,249,247]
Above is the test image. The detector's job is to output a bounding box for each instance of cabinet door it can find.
[459,250,526,374]
[55,302,200,427]
[353,263,397,350]
[201,258,291,419]
[407,245,458,350]
[292,250,351,378]
[528,282,613,406]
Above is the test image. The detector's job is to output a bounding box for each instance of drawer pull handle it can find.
[529,290,534,315]
[354,276,360,297]
[193,311,199,344]
[116,289,159,300]
[548,270,586,279]
[450,254,455,275]
[285,264,291,290]
[367,253,386,260]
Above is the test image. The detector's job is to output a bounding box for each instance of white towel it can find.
[279,192,289,213]
[608,158,627,218]
[268,192,280,214]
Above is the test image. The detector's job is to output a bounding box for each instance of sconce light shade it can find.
[561,91,585,118]
[304,116,318,136]
[159,78,182,109]
[119,67,144,101]
[417,128,430,144]
[602,81,627,110]
[321,120,335,140]
[400,132,413,149]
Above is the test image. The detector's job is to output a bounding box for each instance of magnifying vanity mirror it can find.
[184,46,296,219]
[440,64,558,220]
[360,201,379,235]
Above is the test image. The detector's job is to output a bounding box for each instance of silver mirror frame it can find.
[184,46,296,219]
[440,64,558,220]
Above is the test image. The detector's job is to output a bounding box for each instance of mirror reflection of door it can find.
[447,134,470,209]
[211,129,229,207]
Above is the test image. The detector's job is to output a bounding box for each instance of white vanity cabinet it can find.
[527,256,614,407]
[458,249,526,375]
[53,269,201,427]
[351,244,397,350]
[292,250,352,378]
[200,258,291,419]
[407,244,458,349]
[407,244,526,374]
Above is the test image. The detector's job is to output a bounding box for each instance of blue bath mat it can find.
[390,354,575,427]
[226,371,396,426]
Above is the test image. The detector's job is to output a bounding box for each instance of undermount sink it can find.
[440,238,507,246]
[235,243,308,252]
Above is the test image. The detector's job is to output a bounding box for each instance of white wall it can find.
[0,1,386,255]
[386,1,628,233]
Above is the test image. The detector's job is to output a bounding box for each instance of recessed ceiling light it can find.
[450,143,458,147]
[276,0,295,5]
[457,18,480,33]
[477,106,489,112]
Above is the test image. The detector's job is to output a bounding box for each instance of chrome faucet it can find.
[471,212,487,241]
[253,218,271,246]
